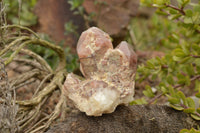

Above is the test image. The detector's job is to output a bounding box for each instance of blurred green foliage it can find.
[64,21,78,37]
[180,128,200,133]
[128,14,178,51]
[4,0,37,26]
[3,0,200,130]
[130,0,200,125]
[65,0,85,37]
[4,0,79,72]
[28,34,79,72]
[68,0,84,15]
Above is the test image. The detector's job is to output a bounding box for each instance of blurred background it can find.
[3,0,200,101]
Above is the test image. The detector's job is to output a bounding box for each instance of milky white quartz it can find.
[63,27,137,116]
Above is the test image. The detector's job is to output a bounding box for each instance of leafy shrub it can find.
[131,0,200,124]
[28,34,79,72]
[4,0,37,26]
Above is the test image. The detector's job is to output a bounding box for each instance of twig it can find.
[16,69,66,106]
[148,93,163,105]
[4,40,33,65]
[12,78,36,91]
[21,97,48,131]
[30,81,66,133]
[0,69,40,88]
[9,69,40,87]
[0,24,67,132]
[165,4,185,15]
[148,75,200,104]
[32,73,53,98]
[19,49,53,73]
[25,116,49,133]
[14,58,44,71]
[0,36,30,56]
[191,55,200,58]
[1,24,40,38]
[180,103,200,118]
[195,112,200,118]
[42,94,65,132]
[30,39,66,70]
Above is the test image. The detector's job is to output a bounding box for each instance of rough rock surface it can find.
[46,105,200,133]
[63,27,137,116]
[34,0,85,49]
[83,0,140,36]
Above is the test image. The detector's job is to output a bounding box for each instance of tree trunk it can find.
[46,105,200,133]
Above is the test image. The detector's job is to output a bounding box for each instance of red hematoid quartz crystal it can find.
[63,27,137,116]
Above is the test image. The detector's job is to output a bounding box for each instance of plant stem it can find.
[1,25,40,38]
[148,75,200,104]
[148,93,163,105]
[191,55,200,58]
[165,4,185,15]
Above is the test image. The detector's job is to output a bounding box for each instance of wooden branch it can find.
[46,105,200,133]
[1,25,40,38]
[16,69,66,106]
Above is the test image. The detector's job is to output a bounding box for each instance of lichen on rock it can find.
[63,27,137,116]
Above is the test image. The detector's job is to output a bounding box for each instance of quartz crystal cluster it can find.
[63,27,137,116]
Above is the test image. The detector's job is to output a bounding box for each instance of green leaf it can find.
[169,14,182,20]
[143,85,155,98]
[177,0,183,6]
[152,4,165,8]
[173,56,184,61]
[185,64,195,76]
[191,114,200,120]
[156,9,168,16]
[195,80,200,91]
[151,74,158,80]
[153,0,169,5]
[170,104,184,111]
[185,9,193,17]
[179,129,189,133]
[182,0,190,8]
[161,86,168,94]
[179,56,192,64]
[192,44,200,54]
[180,128,200,133]
[64,21,78,36]
[185,75,191,86]
[140,0,153,6]
[177,74,186,85]
[169,8,179,14]
[193,4,200,12]
[146,60,155,69]
[173,48,186,57]
[68,0,84,10]
[166,75,174,85]
[184,17,193,24]
[168,86,176,97]
[186,97,195,108]
[183,108,195,113]
[181,44,190,55]
[178,91,187,105]
[168,97,180,104]
[195,92,200,98]
[171,33,180,43]
[130,98,147,105]
[197,108,200,114]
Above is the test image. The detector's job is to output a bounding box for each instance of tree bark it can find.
[46,105,200,133]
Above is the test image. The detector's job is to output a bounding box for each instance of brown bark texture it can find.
[46,105,200,133]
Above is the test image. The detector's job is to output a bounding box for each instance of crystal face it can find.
[63,27,137,116]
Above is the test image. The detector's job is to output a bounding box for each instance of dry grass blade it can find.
[1,1,67,131]
[1,22,67,132]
